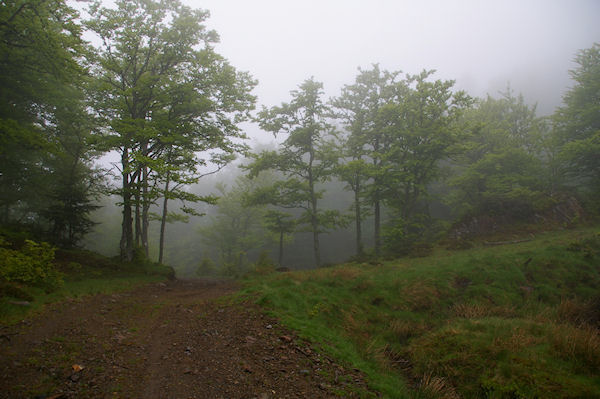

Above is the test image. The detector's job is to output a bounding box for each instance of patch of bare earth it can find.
[0,280,374,398]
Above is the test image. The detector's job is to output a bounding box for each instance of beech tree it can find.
[86,0,255,261]
[0,0,99,245]
[332,65,400,257]
[262,210,296,266]
[247,78,345,267]
[376,70,471,253]
[553,43,600,201]
[449,90,547,222]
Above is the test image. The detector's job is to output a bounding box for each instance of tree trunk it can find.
[373,138,381,259]
[354,180,363,257]
[134,174,141,248]
[374,197,381,258]
[141,164,149,257]
[278,230,284,266]
[308,147,320,267]
[312,211,320,267]
[158,171,170,265]
[120,149,134,262]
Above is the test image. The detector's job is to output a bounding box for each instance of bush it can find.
[0,238,63,291]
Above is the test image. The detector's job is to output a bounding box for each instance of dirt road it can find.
[0,280,373,398]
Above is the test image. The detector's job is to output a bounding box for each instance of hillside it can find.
[241,227,600,398]
[1,227,598,398]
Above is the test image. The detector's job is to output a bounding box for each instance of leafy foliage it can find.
[0,0,100,246]
[86,0,256,260]
[553,43,600,208]
[449,90,551,226]
[248,78,347,266]
[0,238,63,291]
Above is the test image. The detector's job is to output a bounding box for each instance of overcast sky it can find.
[183,0,598,121]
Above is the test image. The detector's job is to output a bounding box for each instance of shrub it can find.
[0,238,63,291]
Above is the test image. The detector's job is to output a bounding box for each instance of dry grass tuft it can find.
[330,266,363,281]
[491,326,542,354]
[452,302,516,319]
[452,302,490,318]
[420,372,460,399]
[366,342,406,371]
[389,319,428,341]
[402,281,440,311]
[557,297,600,327]
[551,323,600,369]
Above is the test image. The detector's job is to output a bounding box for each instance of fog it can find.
[188,0,599,122]
[81,0,599,273]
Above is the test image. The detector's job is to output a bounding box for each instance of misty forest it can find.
[1,1,599,398]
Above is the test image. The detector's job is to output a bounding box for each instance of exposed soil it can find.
[0,280,374,398]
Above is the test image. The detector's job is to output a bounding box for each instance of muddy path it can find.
[0,280,373,398]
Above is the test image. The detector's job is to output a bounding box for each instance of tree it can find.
[332,65,400,258]
[449,90,548,223]
[153,148,217,265]
[262,210,296,266]
[376,70,471,253]
[41,88,104,247]
[248,78,345,267]
[553,43,600,201]
[198,177,267,275]
[86,0,255,261]
[0,0,100,246]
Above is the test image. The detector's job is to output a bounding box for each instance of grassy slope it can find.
[0,249,171,323]
[241,228,600,398]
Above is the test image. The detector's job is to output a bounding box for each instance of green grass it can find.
[0,249,170,324]
[241,228,600,398]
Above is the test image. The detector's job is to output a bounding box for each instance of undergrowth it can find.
[241,228,600,398]
[0,241,171,323]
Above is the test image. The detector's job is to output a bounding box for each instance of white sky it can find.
[184,0,599,119]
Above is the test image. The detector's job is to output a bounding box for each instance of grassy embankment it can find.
[241,228,600,398]
[0,248,172,324]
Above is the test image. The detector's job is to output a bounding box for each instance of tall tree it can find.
[553,43,600,200]
[248,78,344,267]
[377,70,471,253]
[261,210,296,266]
[0,0,99,245]
[449,90,548,223]
[332,65,400,258]
[86,0,255,261]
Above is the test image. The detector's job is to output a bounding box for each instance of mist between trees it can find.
[1,1,598,277]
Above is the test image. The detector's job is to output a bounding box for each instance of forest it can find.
[2,1,600,398]
[1,0,599,277]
